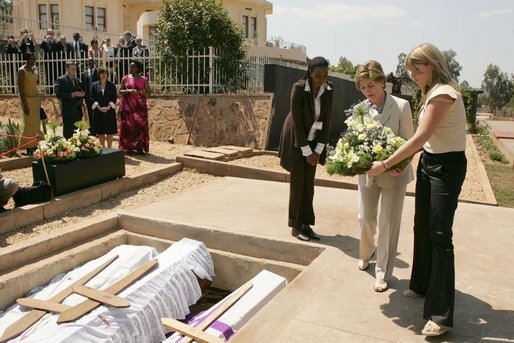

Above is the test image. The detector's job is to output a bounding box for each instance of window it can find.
[149,26,157,49]
[51,4,59,30]
[38,4,47,30]
[85,6,94,30]
[250,17,257,39]
[242,15,249,38]
[97,7,106,32]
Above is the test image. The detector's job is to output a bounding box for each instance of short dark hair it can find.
[24,52,36,61]
[97,67,108,76]
[130,60,143,73]
[65,61,77,69]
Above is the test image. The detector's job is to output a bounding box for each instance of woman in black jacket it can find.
[90,68,118,148]
[278,57,333,241]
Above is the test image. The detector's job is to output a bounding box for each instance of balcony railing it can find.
[265,40,307,54]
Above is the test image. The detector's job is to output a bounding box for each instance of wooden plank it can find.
[180,281,253,343]
[72,285,130,308]
[202,147,241,157]
[57,259,158,324]
[218,145,253,154]
[161,318,225,343]
[16,298,71,313]
[0,255,119,343]
[184,150,226,160]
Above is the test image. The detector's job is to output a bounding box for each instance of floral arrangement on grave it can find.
[325,101,409,176]
[68,120,103,158]
[33,121,101,162]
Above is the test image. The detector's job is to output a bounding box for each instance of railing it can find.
[0,47,308,95]
[265,40,307,54]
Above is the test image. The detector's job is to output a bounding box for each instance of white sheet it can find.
[165,269,287,342]
[0,239,215,343]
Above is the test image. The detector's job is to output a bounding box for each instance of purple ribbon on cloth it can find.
[177,299,236,342]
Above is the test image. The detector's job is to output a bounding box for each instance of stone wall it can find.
[0,94,273,149]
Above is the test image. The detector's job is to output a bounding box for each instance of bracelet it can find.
[381,160,390,170]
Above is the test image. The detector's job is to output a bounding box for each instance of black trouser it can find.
[409,150,467,327]
[288,144,317,228]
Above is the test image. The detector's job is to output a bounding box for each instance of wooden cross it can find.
[0,255,118,343]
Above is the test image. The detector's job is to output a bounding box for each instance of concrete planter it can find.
[32,148,125,196]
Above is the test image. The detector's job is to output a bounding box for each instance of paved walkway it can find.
[129,177,514,342]
[478,115,514,165]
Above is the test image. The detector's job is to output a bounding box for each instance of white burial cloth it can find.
[0,238,214,343]
[165,269,287,342]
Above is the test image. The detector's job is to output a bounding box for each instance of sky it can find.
[266,0,514,88]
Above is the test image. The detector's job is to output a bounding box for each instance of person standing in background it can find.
[18,52,41,155]
[81,59,99,134]
[90,68,117,148]
[17,28,37,54]
[4,34,22,94]
[118,60,151,155]
[55,61,85,138]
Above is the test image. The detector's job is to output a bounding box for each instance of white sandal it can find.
[422,320,449,336]
[374,278,388,292]
[358,260,370,271]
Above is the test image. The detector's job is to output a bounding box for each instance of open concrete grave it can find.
[0,212,325,342]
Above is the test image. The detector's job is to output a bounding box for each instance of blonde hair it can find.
[405,42,459,104]
[354,60,385,90]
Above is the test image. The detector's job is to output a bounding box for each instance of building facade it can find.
[9,0,306,63]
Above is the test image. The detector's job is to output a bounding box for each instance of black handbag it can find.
[12,181,53,206]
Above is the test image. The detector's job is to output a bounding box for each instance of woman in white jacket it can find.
[354,60,414,293]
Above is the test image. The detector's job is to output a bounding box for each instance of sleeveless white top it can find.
[419,84,466,153]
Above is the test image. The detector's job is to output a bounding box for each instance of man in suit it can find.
[68,32,88,58]
[118,31,137,79]
[40,29,62,93]
[122,31,137,57]
[17,28,36,54]
[81,58,99,134]
[4,34,22,94]
[55,61,85,138]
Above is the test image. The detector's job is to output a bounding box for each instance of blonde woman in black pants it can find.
[368,42,467,337]
[278,57,333,242]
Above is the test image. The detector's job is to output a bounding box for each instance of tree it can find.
[481,64,513,114]
[155,0,247,93]
[0,0,12,12]
[395,49,463,81]
[442,49,462,82]
[330,56,357,76]
[460,80,470,89]
[270,36,285,48]
[395,53,408,79]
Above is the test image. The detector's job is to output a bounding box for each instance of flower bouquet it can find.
[326,101,409,176]
[68,121,103,158]
[33,121,102,162]
[34,122,77,163]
